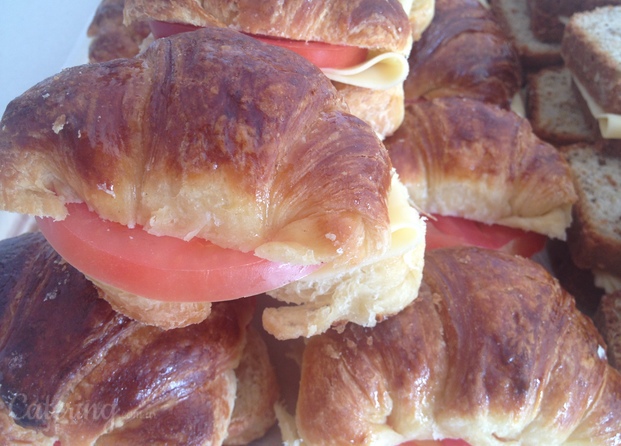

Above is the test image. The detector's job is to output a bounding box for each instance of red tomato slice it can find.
[249,34,368,69]
[426,214,547,258]
[36,203,318,302]
[148,21,369,69]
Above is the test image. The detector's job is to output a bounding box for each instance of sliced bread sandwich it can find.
[526,66,597,146]
[560,142,621,295]
[561,6,621,147]
[527,0,621,44]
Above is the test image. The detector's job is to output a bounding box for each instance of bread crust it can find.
[561,6,621,114]
[124,0,413,53]
[384,97,577,238]
[0,232,276,445]
[296,247,621,445]
[405,0,522,108]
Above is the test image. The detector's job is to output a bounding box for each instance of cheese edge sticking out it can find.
[305,171,426,281]
[322,52,409,90]
[511,90,526,118]
[573,75,621,139]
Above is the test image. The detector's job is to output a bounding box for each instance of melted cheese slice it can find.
[317,0,413,90]
[573,76,621,139]
[306,171,425,280]
[322,52,409,90]
[511,90,526,118]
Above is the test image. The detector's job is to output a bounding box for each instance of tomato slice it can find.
[36,203,318,302]
[249,34,368,69]
[148,21,369,69]
[426,214,547,258]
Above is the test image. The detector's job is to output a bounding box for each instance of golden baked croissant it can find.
[0,27,426,339]
[384,97,577,239]
[0,232,278,446]
[295,247,621,445]
[123,0,427,138]
[403,0,522,109]
[87,0,150,63]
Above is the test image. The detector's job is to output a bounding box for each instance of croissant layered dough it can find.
[0,27,427,337]
[264,174,426,339]
[404,0,522,108]
[385,97,578,239]
[295,247,621,445]
[0,233,278,446]
[0,28,389,266]
[122,0,427,138]
[123,0,414,54]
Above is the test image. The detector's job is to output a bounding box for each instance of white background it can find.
[0,0,101,114]
[0,0,101,238]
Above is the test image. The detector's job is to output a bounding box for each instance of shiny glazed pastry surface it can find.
[296,247,621,445]
[385,97,578,238]
[0,27,392,268]
[404,0,522,108]
[0,232,277,445]
[124,0,413,52]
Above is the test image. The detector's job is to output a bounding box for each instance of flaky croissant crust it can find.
[0,27,392,268]
[0,232,275,445]
[404,0,522,108]
[123,0,412,53]
[385,97,577,238]
[296,247,621,445]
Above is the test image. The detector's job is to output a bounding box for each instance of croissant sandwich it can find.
[0,26,426,340]
[0,232,278,446]
[384,97,577,257]
[121,0,435,138]
[291,246,621,445]
[404,0,523,110]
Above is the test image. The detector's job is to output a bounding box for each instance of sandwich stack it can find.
[1,0,621,445]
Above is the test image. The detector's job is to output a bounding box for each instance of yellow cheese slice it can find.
[573,75,621,139]
[322,52,409,90]
[305,171,425,280]
[511,90,526,118]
